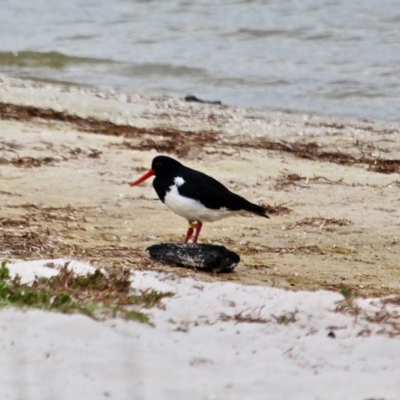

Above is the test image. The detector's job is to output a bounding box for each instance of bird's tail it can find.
[245,202,270,218]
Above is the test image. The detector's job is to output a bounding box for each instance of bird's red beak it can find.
[129,169,155,187]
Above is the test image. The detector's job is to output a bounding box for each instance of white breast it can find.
[164,184,238,223]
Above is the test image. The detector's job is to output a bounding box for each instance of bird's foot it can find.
[184,221,196,243]
[192,222,203,243]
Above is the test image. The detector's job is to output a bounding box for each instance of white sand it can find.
[1,259,399,400]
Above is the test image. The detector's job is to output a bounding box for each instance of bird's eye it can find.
[156,161,162,166]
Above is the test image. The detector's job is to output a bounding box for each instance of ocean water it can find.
[1,0,400,123]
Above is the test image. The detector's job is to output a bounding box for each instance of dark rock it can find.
[184,95,222,105]
[146,243,240,273]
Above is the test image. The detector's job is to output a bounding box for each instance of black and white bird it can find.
[130,155,269,243]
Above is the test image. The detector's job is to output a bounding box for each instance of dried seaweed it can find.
[274,173,306,190]
[227,136,400,174]
[0,218,30,228]
[220,306,270,324]
[114,130,215,157]
[0,102,218,150]
[2,102,400,172]
[117,138,191,158]
[10,156,60,168]
[1,230,58,256]
[310,175,344,185]
[274,173,347,191]
[237,243,321,255]
[261,202,293,215]
[0,148,100,169]
[368,159,400,174]
[0,204,149,264]
[335,288,400,338]
[68,147,102,159]
[305,120,400,136]
[287,217,353,229]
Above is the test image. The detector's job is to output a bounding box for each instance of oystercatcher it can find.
[129,155,269,243]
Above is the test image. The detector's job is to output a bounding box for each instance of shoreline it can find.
[1,78,400,297]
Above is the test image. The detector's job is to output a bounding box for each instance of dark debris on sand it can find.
[146,243,240,273]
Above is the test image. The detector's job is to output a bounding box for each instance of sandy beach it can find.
[1,78,400,296]
[2,79,400,399]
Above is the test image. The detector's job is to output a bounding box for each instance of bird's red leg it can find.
[184,221,195,243]
[192,221,203,243]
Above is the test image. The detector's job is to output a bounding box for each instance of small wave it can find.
[203,76,290,88]
[323,88,387,100]
[0,51,114,69]
[20,76,93,88]
[234,27,309,39]
[119,63,206,78]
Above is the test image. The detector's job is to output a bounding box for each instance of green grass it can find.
[335,284,360,315]
[0,260,173,323]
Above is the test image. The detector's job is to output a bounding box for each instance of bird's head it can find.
[129,155,183,186]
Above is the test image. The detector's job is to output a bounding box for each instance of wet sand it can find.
[1,79,400,297]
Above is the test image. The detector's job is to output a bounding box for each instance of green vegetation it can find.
[335,284,360,315]
[0,260,173,323]
[339,284,355,300]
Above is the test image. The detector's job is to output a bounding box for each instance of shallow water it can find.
[1,0,400,122]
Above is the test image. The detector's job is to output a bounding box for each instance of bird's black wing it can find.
[178,168,268,217]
